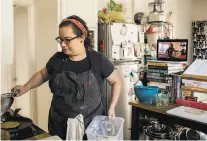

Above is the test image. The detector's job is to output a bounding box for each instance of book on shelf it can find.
[147,74,182,104]
[148,69,183,75]
[147,61,184,67]
[181,59,207,104]
[145,60,183,103]
[147,72,169,77]
[147,75,172,80]
[182,59,207,81]
[182,79,207,89]
[176,99,207,110]
[148,65,183,71]
[148,78,172,83]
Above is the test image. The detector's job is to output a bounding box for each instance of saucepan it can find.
[178,128,201,140]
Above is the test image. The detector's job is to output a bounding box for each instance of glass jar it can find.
[155,91,169,108]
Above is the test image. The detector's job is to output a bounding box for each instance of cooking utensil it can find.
[134,12,144,25]
[178,129,187,140]
[143,125,176,140]
[200,132,207,140]
[148,0,165,13]
[1,91,19,116]
[186,129,200,140]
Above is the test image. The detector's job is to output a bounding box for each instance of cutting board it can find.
[167,106,207,124]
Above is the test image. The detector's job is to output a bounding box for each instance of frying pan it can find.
[1,108,33,132]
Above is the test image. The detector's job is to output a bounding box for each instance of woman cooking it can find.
[11,15,122,139]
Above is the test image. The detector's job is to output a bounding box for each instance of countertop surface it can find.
[129,100,207,126]
[129,100,178,114]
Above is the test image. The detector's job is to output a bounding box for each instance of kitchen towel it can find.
[66,114,85,140]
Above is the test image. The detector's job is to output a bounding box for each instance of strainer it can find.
[1,91,19,116]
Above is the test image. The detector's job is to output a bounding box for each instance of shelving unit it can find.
[145,21,173,40]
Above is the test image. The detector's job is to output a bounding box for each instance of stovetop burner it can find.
[9,125,36,140]
[1,109,46,140]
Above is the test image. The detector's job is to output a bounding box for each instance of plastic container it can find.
[134,86,159,104]
[85,116,124,140]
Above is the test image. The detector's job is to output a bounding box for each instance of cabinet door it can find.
[60,0,98,28]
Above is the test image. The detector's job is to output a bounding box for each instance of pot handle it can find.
[172,131,179,140]
[11,90,20,97]
[13,108,21,117]
[143,126,147,131]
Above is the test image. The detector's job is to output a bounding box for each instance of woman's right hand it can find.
[11,85,30,97]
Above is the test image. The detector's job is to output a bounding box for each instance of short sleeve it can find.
[100,54,114,78]
[46,55,56,74]
[46,52,66,74]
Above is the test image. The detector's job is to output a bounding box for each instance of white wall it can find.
[13,5,32,118]
[1,0,14,93]
[34,0,58,131]
[192,0,207,21]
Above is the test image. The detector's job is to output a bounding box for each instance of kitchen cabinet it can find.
[59,0,98,50]
[60,0,98,28]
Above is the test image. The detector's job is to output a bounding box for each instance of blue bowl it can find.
[134,86,159,104]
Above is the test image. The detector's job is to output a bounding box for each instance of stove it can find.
[1,109,46,140]
[9,126,35,140]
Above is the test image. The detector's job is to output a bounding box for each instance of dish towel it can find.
[66,114,85,140]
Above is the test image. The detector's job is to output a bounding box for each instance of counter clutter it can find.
[129,100,207,140]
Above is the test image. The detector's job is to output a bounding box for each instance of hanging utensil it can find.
[1,91,19,116]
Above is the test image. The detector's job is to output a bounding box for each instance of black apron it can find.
[48,52,104,139]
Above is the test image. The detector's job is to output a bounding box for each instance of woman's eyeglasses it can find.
[55,36,78,45]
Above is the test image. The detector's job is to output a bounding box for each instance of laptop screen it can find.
[157,39,188,61]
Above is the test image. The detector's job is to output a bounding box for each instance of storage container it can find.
[85,115,124,140]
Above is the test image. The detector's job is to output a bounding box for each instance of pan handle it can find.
[13,108,21,117]
[11,90,20,97]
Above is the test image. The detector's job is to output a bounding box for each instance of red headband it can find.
[61,18,87,38]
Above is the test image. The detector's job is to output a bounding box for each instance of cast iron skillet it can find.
[1,108,33,132]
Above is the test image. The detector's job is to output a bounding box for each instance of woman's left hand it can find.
[108,106,116,120]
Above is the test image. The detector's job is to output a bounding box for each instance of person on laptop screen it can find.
[166,43,176,58]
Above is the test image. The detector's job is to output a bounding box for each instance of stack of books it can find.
[146,61,184,103]
[178,59,207,110]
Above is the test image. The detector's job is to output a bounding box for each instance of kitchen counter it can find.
[129,100,207,140]
[25,132,51,140]
[24,124,51,140]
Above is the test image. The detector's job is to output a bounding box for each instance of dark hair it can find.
[59,15,94,49]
